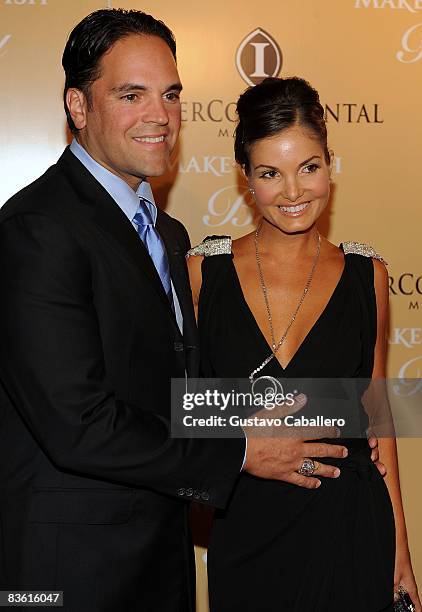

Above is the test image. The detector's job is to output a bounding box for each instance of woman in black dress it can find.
[187,77,420,611]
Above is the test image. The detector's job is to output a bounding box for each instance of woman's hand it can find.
[394,545,421,611]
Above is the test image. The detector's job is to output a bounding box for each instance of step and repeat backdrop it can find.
[1,0,421,609]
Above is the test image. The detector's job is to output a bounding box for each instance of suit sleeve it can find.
[0,213,245,507]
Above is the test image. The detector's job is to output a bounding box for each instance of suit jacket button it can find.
[193,490,201,500]
[177,487,186,496]
[185,488,193,497]
[174,342,184,352]
[201,492,210,501]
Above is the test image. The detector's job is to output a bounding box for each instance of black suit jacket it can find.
[0,148,244,611]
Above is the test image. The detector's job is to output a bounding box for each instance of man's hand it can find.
[243,433,347,489]
[242,394,348,489]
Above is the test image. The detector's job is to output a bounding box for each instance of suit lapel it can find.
[157,212,199,374]
[58,148,176,323]
[156,214,191,325]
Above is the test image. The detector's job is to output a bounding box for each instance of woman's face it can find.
[247,125,332,235]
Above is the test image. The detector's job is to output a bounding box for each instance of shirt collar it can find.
[69,138,157,226]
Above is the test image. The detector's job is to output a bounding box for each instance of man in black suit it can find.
[0,9,380,611]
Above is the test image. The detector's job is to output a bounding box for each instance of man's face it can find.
[70,34,182,189]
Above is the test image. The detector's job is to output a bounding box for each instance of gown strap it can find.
[187,235,232,258]
[341,242,380,377]
[341,241,387,264]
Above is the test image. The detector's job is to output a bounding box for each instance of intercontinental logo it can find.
[389,272,422,309]
[235,28,282,86]
[181,29,383,131]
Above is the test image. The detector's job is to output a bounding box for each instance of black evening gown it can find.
[196,239,395,612]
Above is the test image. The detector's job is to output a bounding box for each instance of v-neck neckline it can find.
[229,252,347,372]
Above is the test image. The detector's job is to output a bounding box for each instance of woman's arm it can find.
[372,258,421,610]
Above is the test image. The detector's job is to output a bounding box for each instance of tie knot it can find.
[133,199,154,227]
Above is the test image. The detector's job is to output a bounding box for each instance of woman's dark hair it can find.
[62,9,177,133]
[234,77,329,175]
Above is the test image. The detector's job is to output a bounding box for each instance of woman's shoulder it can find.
[340,240,387,264]
[187,235,234,307]
[186,235,233,305]
[186,234,232,258]
[338,240,388,304]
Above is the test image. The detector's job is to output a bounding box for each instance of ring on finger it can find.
[298,458,317,477]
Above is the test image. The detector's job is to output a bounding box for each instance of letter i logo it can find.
[236,28,282,86]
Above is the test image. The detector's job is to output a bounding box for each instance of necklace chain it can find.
[249,224,321,383]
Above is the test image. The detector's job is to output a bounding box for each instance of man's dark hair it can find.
[62,9,177,133]
[234,77,330,175]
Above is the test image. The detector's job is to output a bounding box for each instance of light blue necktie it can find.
[133,198,174,310]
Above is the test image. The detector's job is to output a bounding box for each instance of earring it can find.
[249,188,255,196]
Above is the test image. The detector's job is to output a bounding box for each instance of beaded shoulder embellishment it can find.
[187,235,232,257]
[342,241,387,264]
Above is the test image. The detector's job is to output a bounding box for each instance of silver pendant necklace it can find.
[249,223,321,383]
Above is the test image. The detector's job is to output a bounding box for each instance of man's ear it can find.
[66,88,89,131]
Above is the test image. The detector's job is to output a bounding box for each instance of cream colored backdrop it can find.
[1,1,421,609]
